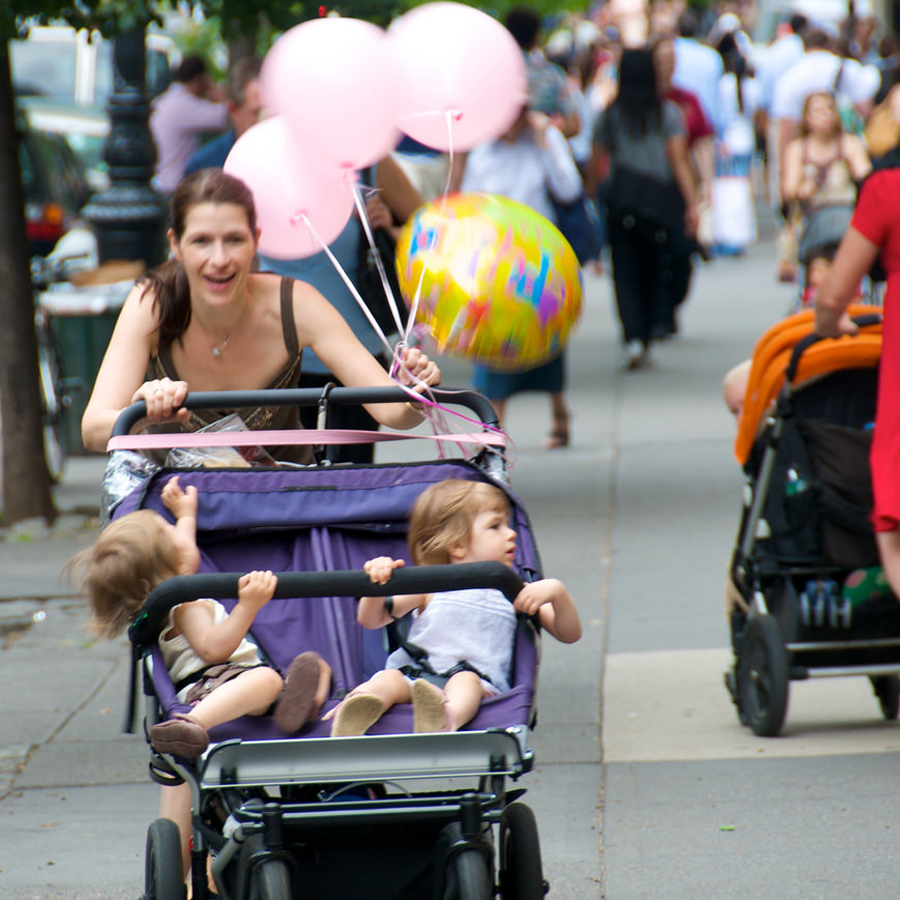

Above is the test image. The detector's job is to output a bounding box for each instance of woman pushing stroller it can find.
[328,479,582,737]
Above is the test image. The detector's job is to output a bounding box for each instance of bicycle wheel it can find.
[36,320,66,483]
[145,818,185,900]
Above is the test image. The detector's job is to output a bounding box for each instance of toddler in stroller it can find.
[73,475,332,876]
[329,479,581,736]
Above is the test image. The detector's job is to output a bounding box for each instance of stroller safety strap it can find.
[107,427,507,453]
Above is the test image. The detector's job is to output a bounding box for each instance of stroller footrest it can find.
[199,728,532,788]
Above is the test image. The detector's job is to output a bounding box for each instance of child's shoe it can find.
[274,651,326,734]
[411,679,455,733]
[330,693,385,736]
[150,713,209,757]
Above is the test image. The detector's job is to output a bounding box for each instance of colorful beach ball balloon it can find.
[396,193,582,371]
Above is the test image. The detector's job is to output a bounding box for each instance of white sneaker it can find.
[624,340,643,370]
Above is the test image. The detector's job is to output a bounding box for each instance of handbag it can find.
[607,164,685,230]
[550,193,603,265]
[356,166,403,336]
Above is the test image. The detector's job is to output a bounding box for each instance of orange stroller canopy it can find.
[734,306,882,466]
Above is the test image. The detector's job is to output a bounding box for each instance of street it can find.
[3,230,900,898]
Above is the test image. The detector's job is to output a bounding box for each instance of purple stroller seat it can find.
[124,459,542,744]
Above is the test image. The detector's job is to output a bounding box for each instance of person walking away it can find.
[594,47,698,369]
[652,35,714,336]
[753,14,807,207]
[673,8,724,130]
[711,31,760,256]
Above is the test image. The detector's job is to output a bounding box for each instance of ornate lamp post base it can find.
[82,30,166,266]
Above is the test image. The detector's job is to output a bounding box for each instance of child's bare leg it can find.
[150,668,283,758]
[159,782,192,878]
[443,671,486,729]
[876,531,900,600]
[329,669,411,736]
[189,666,284,730]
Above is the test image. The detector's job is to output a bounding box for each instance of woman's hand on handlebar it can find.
[132,377,191,425]
[396,347,441,391]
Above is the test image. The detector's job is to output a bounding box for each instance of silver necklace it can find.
[209,306,246,358]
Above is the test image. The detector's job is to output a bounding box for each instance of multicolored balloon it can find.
[396,193,582,371]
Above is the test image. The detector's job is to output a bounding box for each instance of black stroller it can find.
[726,309,900,737]
[110,387,550,900]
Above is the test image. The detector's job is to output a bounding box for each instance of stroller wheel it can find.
[871,675,900,720]
[235,834,291,900]
[444,848,492,900]
[736,615,789,737]
[499,802,547,900]
[145,818,185,900]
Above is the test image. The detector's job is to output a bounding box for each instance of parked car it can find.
[10,25,178,107]
[19,115,93,257]
[20,98,109,192]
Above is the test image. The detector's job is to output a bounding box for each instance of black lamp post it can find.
[82,30,166,266]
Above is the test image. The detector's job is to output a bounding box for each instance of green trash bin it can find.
[41,284,129,456]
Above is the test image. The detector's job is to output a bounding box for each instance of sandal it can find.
[543,430,570,450]
[149,712,209,758]
[330,692,385,737]
[411,679,455,733]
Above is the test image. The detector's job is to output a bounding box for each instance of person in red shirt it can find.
[653,36,714,336]
[816,168,900,594]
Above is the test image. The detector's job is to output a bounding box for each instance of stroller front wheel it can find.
[498,802,546,900]
[145,818,186,900]
[737,614,789,737]
[444,848,492,900]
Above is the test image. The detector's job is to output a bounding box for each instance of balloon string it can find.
[353,179,406,336]
[299,212,395,361]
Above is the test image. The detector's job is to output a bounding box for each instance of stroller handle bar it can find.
[786,313,882,384]
[129,561,523,653]
[111,386,500,437]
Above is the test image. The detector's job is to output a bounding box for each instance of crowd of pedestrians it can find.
[140,2,900,426]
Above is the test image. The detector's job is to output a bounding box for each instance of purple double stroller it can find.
[113,387,548,900]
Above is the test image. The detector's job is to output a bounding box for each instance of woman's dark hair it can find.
[610,48,661,138]
[716,34,749,113]
[141,169,257,349]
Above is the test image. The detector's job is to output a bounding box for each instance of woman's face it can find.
[169,202,260,308]
[804,95,838,135]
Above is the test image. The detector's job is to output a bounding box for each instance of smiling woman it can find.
[80,169,441,458]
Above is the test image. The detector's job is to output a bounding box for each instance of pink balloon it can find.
[224,117,354,260]
[261,18,399,171]
[389,3,528,152]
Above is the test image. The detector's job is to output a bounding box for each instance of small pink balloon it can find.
[261,18,399,171]
[224,117,354,260]
[389,2,528,152]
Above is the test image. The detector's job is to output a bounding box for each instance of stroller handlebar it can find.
[129,561,524,653]
[785,313,882,385]
[111,386,500,437]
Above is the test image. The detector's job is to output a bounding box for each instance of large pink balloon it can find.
[389,3,528,152]
[224,117,354,260]
[261,18,399,171]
